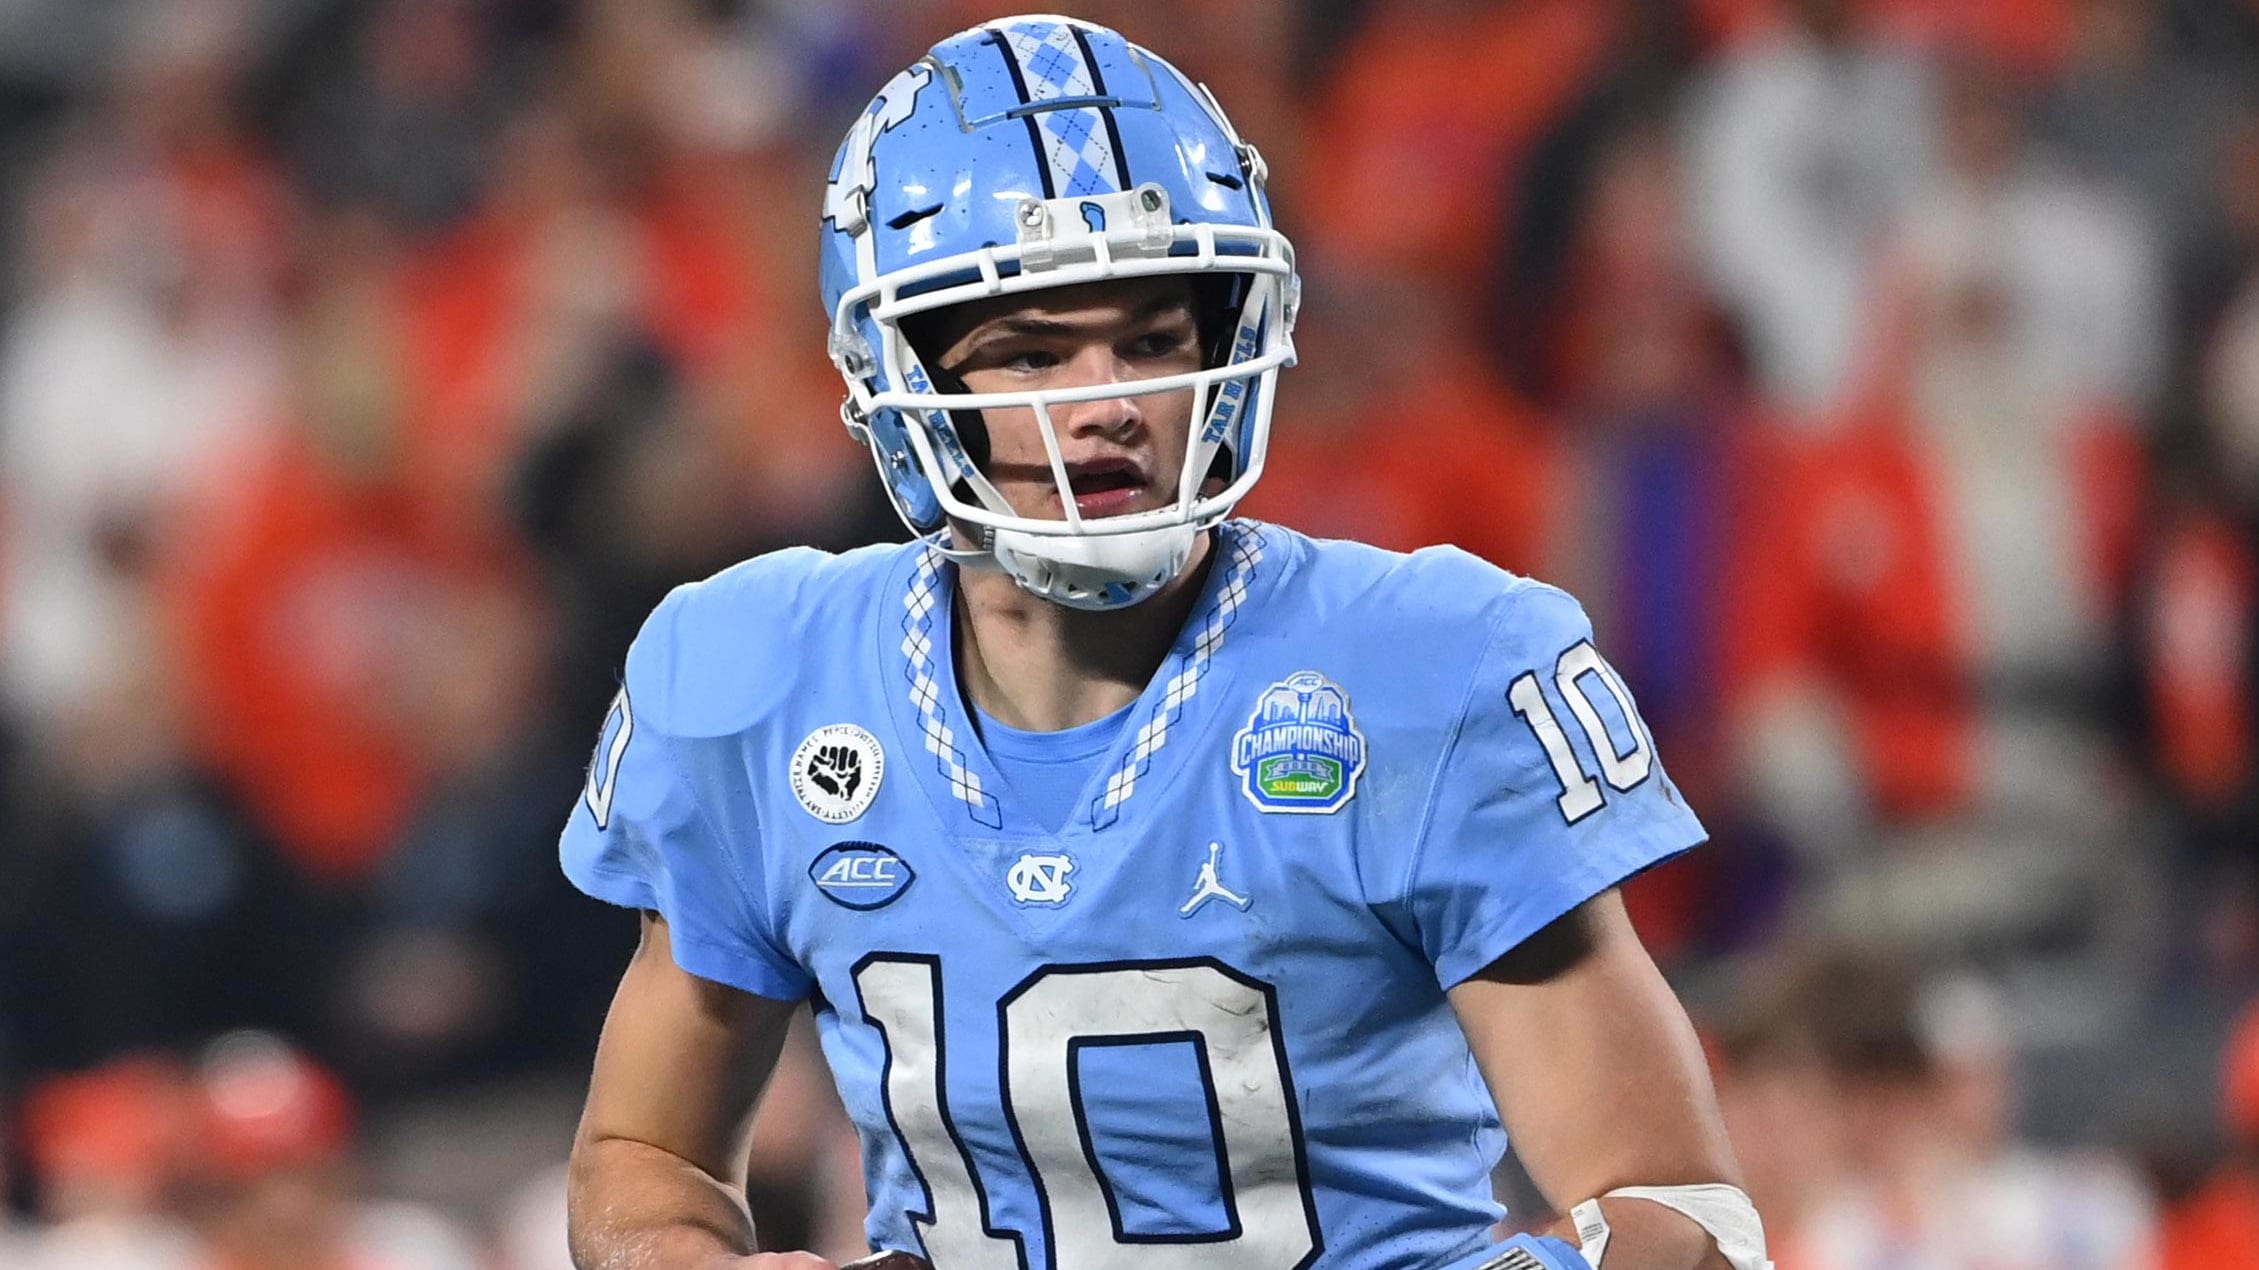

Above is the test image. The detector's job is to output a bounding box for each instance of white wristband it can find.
[1568,1183,1770,1270]
[1570,1197,1612,1267]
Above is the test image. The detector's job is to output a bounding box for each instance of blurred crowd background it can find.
[4,0,2259,1266]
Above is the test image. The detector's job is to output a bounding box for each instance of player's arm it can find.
[1390,576,1765,1270]
[567,911,833,1270]
[1449,890,1741,1270]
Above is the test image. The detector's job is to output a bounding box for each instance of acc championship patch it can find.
[809,842,915,910]
[1232,672,1366,814]
[791,723,885,823]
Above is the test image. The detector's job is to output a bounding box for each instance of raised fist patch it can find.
[790,723,885,823]
[807,745,863,801]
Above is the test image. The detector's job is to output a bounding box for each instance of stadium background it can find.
[3,0,2259,1265]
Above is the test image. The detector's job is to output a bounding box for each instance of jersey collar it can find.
[879,520,1285,837]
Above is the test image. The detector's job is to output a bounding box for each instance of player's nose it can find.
[1054,342,1143,439]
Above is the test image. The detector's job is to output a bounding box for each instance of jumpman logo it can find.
[1179,841,1250,917]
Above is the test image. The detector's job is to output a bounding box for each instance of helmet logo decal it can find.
[824,60,935,236]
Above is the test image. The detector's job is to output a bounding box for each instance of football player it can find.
[560,15,1766,1270]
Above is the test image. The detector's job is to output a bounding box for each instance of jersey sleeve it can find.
[558,586,812,1001]
[1401,580,1707,989]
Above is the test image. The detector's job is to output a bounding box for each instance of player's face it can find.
[929,276,1207,523]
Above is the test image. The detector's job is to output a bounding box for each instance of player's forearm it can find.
[1453,895,1754,1270]
[566,1134,760,1270]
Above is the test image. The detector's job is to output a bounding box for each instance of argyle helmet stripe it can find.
[996,19,1125,198]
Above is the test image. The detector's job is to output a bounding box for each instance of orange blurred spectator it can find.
[1731,50,2160,967]
[1302,0,1617,321]
[163,212,542,882]
[391,2,866,535]
[1856,50,2150,776]
[1698,0,2071,68]
[2134,477,2256,821]
[23,1056,195,1216]
[393,97,757,520]
[166,430,491,880]
[189,1035,353,1184]
[0,0,293,729]
[2158,1002,2259,1267]
[1726,414,1977,832]
[19,1054,203,1270]
[177,1032,479,1270]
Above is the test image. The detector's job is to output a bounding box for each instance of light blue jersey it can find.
[560,520,1704,1270]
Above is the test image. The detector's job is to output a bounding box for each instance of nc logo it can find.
[1006,852,1076,906]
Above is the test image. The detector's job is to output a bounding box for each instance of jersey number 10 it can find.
[852,955,1324,1270]
[1505,640,1656,824]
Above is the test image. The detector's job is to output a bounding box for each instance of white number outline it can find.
[583,687,633,829]
[1506,640,1656,824]
[853,953,1026,1270]
[851,954,1324,1270]
[1063,1030,1234,1243]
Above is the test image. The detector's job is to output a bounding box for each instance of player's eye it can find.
[1000,347,1060,373]
[1123,321,1195,360]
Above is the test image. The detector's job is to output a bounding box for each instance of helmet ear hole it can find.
[1195,273,1248,369]
[896,308,991,472]
[951,406,991,471]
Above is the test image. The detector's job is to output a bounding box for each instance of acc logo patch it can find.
[791,724,885,823]
[1232,671,1367,814]
[808,842,915,910]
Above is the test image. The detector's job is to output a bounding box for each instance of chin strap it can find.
[922,532,1000,572]
[923,520,1201,612]
[1571,1185,1770,1270]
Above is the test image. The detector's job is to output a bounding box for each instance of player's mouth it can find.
[1063,458,1150,518]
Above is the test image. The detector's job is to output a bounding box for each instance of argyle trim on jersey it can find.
[901,550,1004,828]
[1092,524,1265,828]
